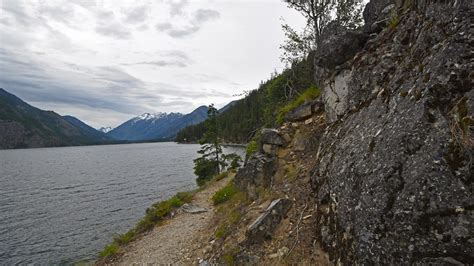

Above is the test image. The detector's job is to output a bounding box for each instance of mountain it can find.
[107,106,208,141]
[98,126,113,133]
[62,115,110,141]
[0,88,111,149]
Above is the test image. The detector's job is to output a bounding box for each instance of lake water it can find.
[0,142,244,265]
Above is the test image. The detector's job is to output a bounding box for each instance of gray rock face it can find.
[284,102,313,122]
[314,23,368,69]
[246,199,292,244]
[322,70,351,123]
[234,152,276,200]
[284,99,324,122]
[363,0,395,33]
[311,1,473,264]
[260,128,285,146]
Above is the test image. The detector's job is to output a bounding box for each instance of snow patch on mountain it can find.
[98,126,113,133]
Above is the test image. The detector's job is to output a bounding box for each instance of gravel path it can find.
[110,176,230,265]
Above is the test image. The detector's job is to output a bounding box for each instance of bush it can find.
[276,85,320,124]
[212,184,238,205]
[194,157,219,186]
[99,243,119,258]
[245,140,258,158]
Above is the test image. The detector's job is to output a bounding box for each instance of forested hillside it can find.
[176,53,316,143]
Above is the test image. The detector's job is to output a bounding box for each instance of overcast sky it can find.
[0,0,305,128]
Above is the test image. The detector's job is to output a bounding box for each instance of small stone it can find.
[305,118,313,125]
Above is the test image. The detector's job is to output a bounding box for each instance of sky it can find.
[0,0,306,128]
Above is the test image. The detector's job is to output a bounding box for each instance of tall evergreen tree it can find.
[193,104,224,186]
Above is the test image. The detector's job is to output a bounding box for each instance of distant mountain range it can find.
[107,106,209,141]
[0,88,216,149]
[0,88,111,149]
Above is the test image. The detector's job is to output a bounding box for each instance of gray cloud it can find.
[156,8,220,38]
[169,0,188,16]
[156,22,173,31]
[193,9,220,23]
[96,22,131,39]
[125,60,188,68]
[123,5,149,24]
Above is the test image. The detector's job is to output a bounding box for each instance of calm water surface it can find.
[0,142,243,265]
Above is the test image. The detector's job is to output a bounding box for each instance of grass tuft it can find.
[276,86,320,124]
[212,184,238,205]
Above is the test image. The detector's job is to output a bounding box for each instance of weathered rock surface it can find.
[314,22,368,69]
[321,70,351,123]
[312,0,473,264]
[181,203,207,214]
[363,0,395,33]
[285,102,312,122]
[284,100,324,122]
[234,152,276,200]
[246,199,292,244]
[260,128,285,146]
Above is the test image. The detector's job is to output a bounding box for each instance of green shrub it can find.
[212,184,238,205]
[99,243,119,258]
[114,229,135,246]
[387,9,400,29]
[245,140,258,158]
[194,157,219,186]
[276,85,320,124]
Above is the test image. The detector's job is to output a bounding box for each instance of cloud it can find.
[96,22,131,39]
[125,60,188,68]
[169,0,189,16]
[193,9,220,23]
[156,8,220,38]
[123,5,149,24]
[156,22,173,31]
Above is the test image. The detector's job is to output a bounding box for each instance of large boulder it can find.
[363,0,396,33]
[234,152,276,200]
[246,199,292,244]
[311,1,473,264]
[260,128,285,146]
[314,23,368,69]
[284,99,324,122]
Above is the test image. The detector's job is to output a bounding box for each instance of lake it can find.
[0,142,244,265]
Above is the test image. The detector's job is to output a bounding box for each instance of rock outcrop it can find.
[246,199,292,244]
[311,0,473,264]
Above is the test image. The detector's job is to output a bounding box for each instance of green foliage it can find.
[223,153,242,170]
[99,243,119,258]
[245,140,258,157]
[99,191,194,258]
[212,184,238,205]
[214,210,241,239]
[276,85,320,124]
[194,104,226,186]
[388,9,400,29]
[194,157,219,186]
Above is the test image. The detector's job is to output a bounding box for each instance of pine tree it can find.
[193,104,224,186]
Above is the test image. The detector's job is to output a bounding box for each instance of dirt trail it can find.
[110,176,230,265]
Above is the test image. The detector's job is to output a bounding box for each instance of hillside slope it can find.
[0,88,109,149]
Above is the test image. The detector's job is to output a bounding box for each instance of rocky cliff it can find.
[215,0,472,264]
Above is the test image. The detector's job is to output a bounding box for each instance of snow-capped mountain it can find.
[98,126,113,133]
[107,106,208,141]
